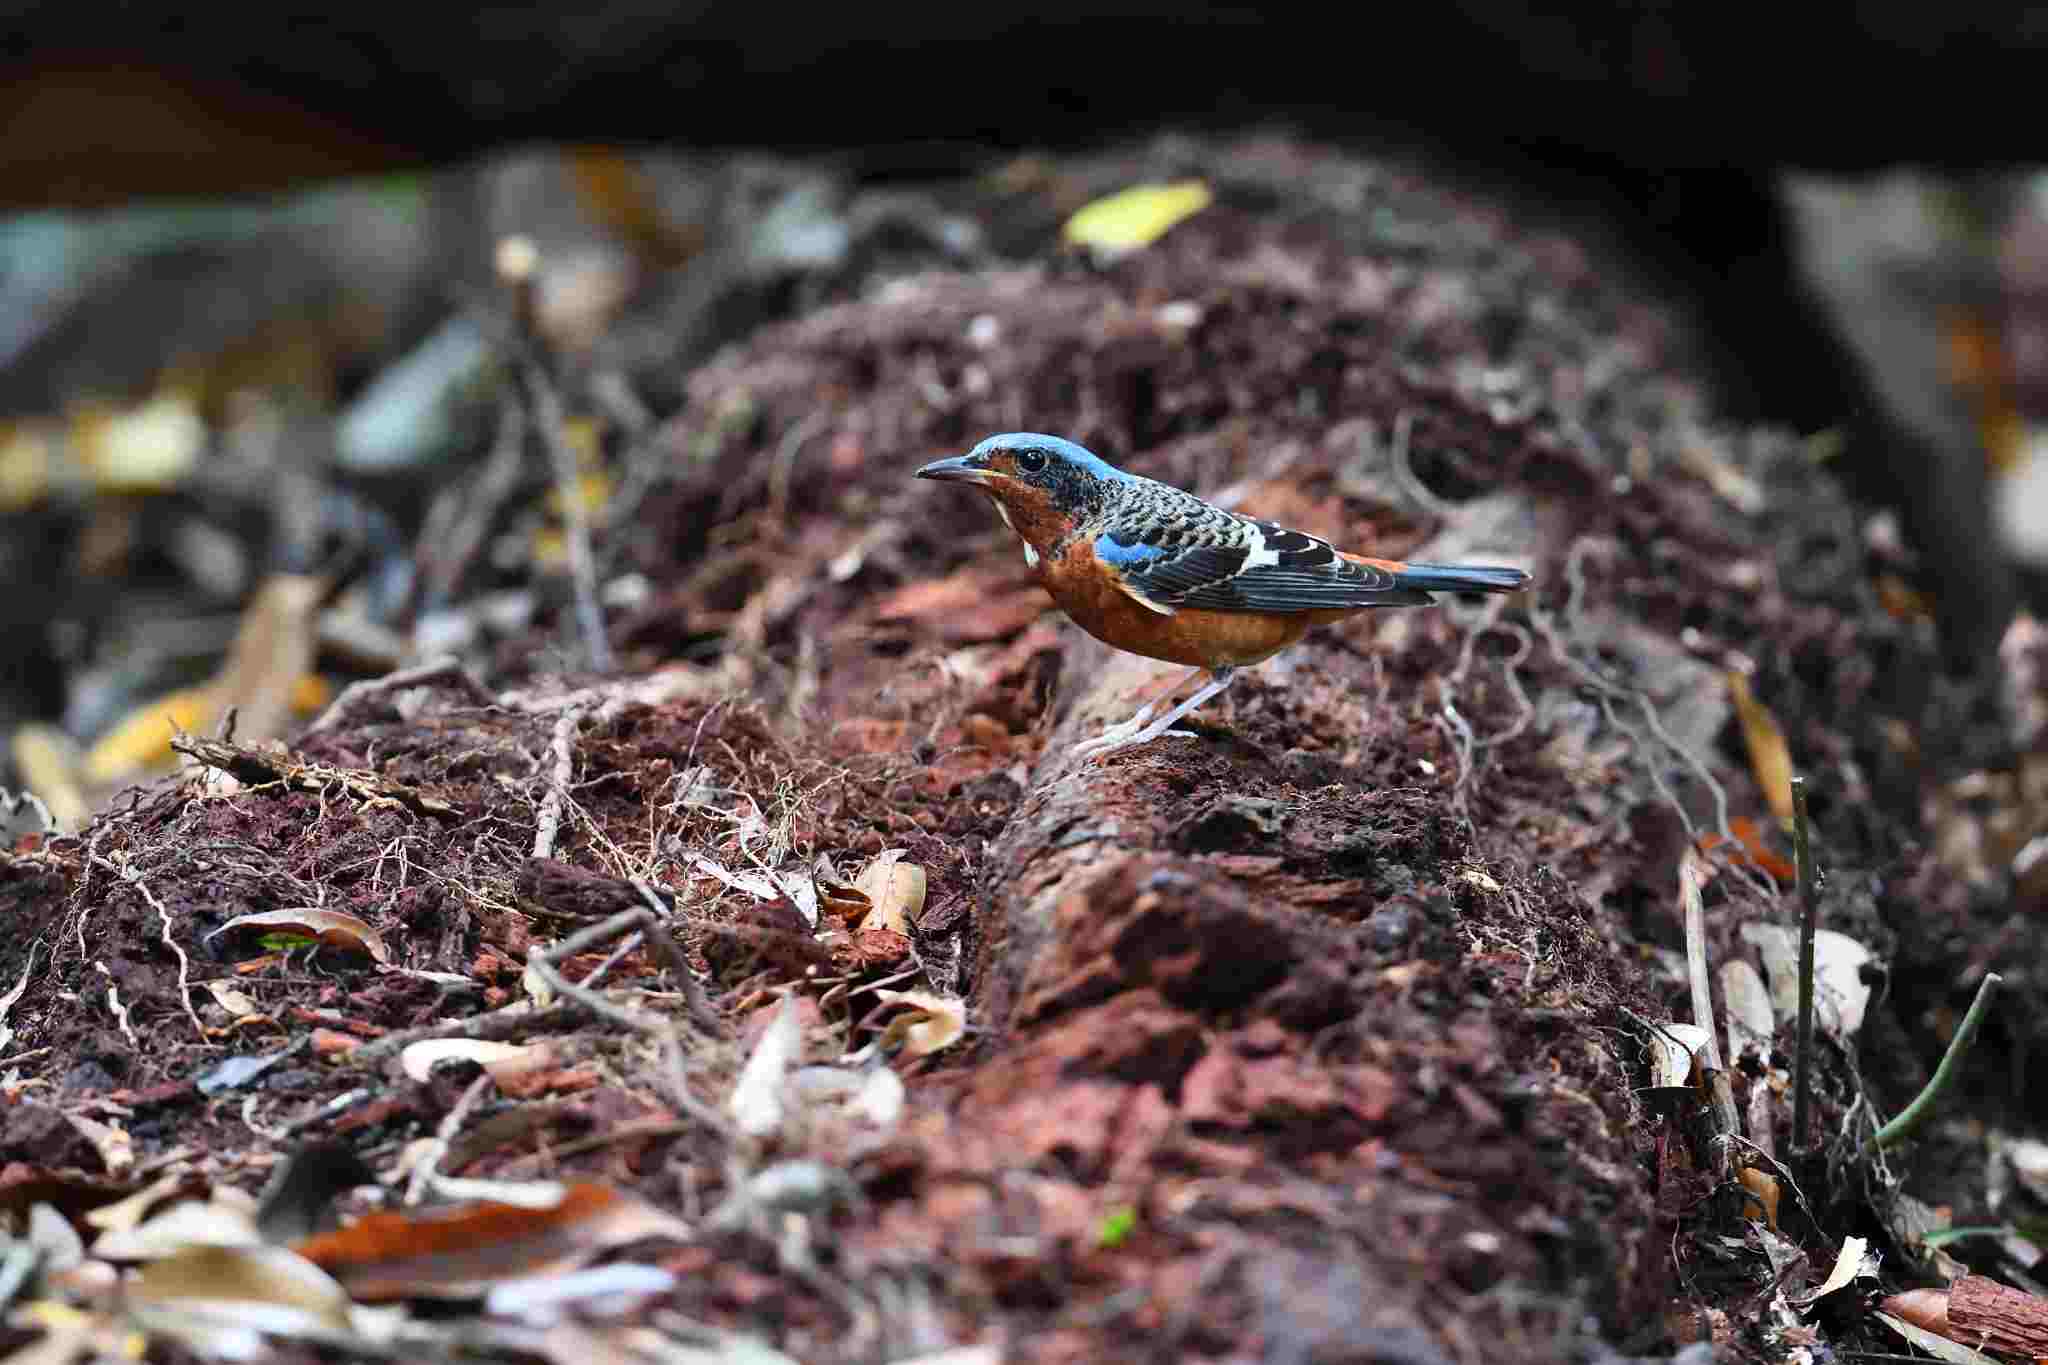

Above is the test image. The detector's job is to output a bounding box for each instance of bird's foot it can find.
[1071,712,1202,760]
[1072,668,1239,762]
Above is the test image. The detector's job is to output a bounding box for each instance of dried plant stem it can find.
[1874,972,2002,1151]
[305,655,498,735]
[1680,853,1723,1072]
[1791,775,1817,1149]
[1678,851,1740,1151]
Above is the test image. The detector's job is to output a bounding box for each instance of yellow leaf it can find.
[854,849,927,936]
[83,689,211,786]
[0,420,53,510]
[545,469,613,520]
[288,674,331,715]
[1062,180,1213,253]
[1726,671,1794,825]
[72,392,205,493]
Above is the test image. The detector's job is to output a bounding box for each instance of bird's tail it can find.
[1389,562,1530,594]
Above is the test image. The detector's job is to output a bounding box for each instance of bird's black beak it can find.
[915,454,994,485]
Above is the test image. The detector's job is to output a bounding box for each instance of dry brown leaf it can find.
[204,982,259,1017]
[398,1039,556,1085]
[1883,1287,1953,1337]
[814,857,870,924]
[869,568,1046,642]
[854,850,926,936]
[1726,671,1794,824]
[730,993,801,1138]
[92,1198,263,1260]
[1872,1310,2000,1365]
[291,1183,689,1300]
[1736,1165,1780,1230]
[872,989,967,1057]
[130,1243,352,1328]
[64,1115,133,1180]
[207,909,389,964]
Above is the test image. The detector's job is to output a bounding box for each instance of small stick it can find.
[305,656,498,736]
[497,236,613,676]
[1874,972,2003,1151]
[405,1071,493,1205]
[530,704,588,860]
[349,1001,583,1067]
[1678,850,1739,1158]
[1791,776,1817,1149]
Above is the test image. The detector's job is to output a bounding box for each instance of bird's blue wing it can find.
[1094,519,1434,613]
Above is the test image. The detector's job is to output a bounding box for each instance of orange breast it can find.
[1037,540,1349,669]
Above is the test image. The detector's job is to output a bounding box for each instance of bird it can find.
[915,432,1531,758]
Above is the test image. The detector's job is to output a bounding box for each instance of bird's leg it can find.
[1073,666,1238,759]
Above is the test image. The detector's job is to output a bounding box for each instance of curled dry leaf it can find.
[92,1198,263,1260]
[130,1243,353,1331]
[1735,1165,1780,1230]
[1789,1234,1873,1309]
[65,1114,133,1179]
[854,850,926,936]
[292,1183,690,1300]
[1720,959,1775,1064]
[815,856,871,924]
[1726,671,1795,825]
[207,909,389,964]
[873,989,967,1058]
[1644,1021,1712,1089]
[1883,1287,1953,1338]
[1694,815,1797,881]
[398,1039,555,1085]
[204,981,259,1017]
[1740,922,1873,1036]
[84,1172,196,1234]
[1873,1310,2002,1365]
[729,993,801,1139]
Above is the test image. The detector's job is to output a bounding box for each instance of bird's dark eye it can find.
[1015,448,1048,473]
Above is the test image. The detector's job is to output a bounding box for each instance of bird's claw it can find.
[1072,717,1200,761]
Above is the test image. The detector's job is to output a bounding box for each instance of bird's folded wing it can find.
[1093,521,1435,613]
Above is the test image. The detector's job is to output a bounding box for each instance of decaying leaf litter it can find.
[0,137,2041,1362]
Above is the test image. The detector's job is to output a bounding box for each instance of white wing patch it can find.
[1023,542,1040,568]
[1240,522,1283,570]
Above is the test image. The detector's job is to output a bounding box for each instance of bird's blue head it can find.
[916,433,1129,547]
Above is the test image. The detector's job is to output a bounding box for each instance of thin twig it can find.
[634,878,723,1036]
[305,656,498,736]
[349,1001,584,1067]
[1873,972,2003,1151]
[1385,410,1454,520]
[1678,850,1739,1155]
[526,363,614,674]
[405,1071,494,1205]
[1791,775,1817,1150]
[530,705,589,860]
[403,395,531,626]
[525,904,719,1038]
